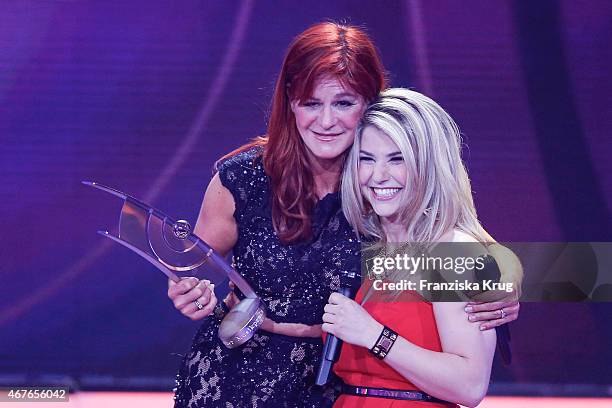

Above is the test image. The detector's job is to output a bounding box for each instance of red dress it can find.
[332,285,459,408]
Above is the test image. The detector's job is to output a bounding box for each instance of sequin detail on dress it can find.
[174,147,361,407]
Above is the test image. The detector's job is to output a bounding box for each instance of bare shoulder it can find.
[205,172,235,210]
[451,229,479,243]
[194,172,238,256]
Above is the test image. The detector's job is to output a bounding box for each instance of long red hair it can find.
[220,22,386,244]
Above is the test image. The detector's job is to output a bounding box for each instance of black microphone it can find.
[315,286,352,386]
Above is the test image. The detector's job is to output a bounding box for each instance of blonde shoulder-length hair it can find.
[341,88,491,245]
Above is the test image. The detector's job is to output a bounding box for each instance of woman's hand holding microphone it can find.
[322,292,383,349]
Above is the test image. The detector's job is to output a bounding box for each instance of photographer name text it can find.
[373,279,514,293]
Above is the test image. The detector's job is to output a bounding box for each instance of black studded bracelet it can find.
[369,326,398,359]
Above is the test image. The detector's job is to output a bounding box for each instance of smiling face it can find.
[290,77,366,163]
[358,125,408,220]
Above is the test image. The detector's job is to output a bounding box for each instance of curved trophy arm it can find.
[82,181,257,298]
[97,230,181,283]
[84,181,267,348]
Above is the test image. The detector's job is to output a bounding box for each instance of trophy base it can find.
[218,298,266,348]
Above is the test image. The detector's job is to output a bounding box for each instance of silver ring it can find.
[194,300,204,311]
[500,308,506,319]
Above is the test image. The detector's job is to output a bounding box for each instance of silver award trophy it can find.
[83,181,266,348]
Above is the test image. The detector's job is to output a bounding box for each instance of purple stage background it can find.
[1,1,611,393]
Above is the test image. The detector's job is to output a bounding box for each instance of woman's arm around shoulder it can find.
[463,230,523,330]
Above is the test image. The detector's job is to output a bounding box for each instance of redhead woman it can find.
[168,23,519,408]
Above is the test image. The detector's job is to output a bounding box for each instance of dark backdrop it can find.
[1,0,610,393]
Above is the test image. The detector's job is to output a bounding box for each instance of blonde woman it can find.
[323,89,511,407]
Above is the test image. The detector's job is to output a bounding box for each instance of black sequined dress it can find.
[174,148,361,407]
